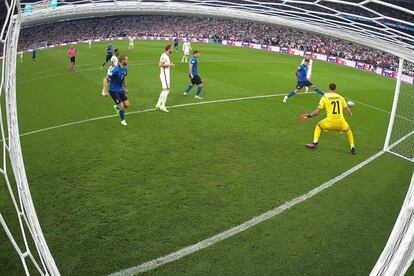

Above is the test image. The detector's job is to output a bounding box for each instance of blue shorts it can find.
[110,91,128,104]
[296,80,313,90]
[190,74,203,85]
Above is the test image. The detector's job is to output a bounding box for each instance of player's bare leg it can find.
[102,77,109,96]
[69,62,75,72]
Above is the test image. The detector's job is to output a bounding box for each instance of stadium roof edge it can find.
[19,2,414,63]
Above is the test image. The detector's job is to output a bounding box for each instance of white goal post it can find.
[1,0,60,275]
[383,57,414,162]
[1,0,413,275]
[371,172,414,276]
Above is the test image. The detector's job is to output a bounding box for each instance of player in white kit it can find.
[101,48,120,96]
[302,58,313,93]
[128,37,134,51]
[181,40,192,63]
[19,52,23,63]
[88,39,92,49]
[156,45,175,113]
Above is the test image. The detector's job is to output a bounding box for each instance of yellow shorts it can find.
[318,118,350,133]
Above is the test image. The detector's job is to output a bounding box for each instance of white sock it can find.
[161,91,169,107]
[157,91,163,106]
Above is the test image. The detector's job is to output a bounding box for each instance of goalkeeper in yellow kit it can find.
[301,83,356,155]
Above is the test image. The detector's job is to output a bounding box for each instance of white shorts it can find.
[160,75,170,89]
[184,50,190,56]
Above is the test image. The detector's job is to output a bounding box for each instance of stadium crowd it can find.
[17,16,414,76]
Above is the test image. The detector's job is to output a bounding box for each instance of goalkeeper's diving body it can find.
[283,58,324,102]
[301,83,356,155]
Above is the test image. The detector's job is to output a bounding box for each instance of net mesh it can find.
[387,60,414,162]
[0,0,59,275]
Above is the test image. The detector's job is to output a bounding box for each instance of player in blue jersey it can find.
[173,37,179,53]
[32,48,37,63]
[183,50,204,99]
[101,44,113,69]
[283,58,324,102]
[108,56,129,126]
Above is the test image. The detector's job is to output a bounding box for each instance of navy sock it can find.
[185,85,193,93]
[196,86,202,96]
[120,110,125,120]
[315,88,325,95]
[287,91,296,97]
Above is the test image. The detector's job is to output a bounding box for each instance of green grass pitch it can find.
[0,40,413,275]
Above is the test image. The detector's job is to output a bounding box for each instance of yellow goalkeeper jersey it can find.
[318,92,348,121]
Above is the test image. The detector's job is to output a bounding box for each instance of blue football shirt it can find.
[297,63,309,82]
[189,56,198,75]
[107,45,113,55]
[109,65,127,93]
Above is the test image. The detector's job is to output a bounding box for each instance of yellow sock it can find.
[347,129,355,148]
[313,125,321,144]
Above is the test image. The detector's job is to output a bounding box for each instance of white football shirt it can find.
[160,52,171,79]
[183,41,191,54]
[111,55,118,67]
[107,55,119,75]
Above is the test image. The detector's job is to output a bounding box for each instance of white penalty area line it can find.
[17,93,299,139]
[13,91,397,140]
[109,150,386,276]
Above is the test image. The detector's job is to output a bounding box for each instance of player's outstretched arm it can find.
[300,108,321,121]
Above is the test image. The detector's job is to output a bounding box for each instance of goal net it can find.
[0,0,59,275]
[384,59,414,162]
